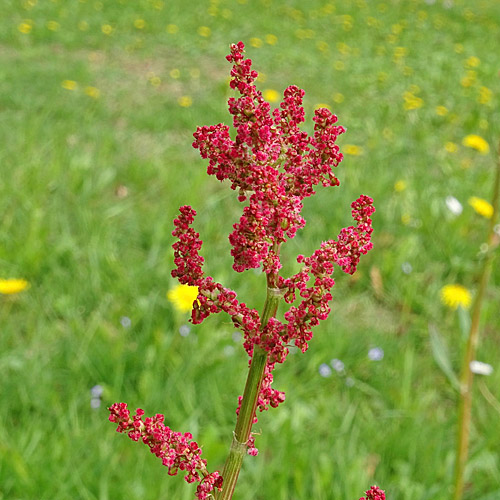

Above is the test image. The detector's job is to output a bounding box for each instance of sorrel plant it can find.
[109,41,380,500]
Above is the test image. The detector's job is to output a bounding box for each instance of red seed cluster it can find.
[108,403,222,499]
[360,485,386,500]
[172,42,375,448]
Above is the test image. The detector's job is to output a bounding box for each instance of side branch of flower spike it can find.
[108,403,223,499]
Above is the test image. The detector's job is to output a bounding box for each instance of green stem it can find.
[453,141,500,500]
[215,284,283,500]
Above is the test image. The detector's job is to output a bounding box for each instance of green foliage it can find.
[1,0,499,499]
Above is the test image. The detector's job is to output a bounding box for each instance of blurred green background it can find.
[1,0,499,498]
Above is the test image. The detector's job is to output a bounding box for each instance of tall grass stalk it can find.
[453,140,500,500]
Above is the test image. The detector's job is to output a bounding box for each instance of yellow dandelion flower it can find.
[46,20,60,31]
[460,73,476,88]
[265,34,277,45]
[263,89,280,103]
[393,46,408,59]
[169,68,180,79]
[401,214,411,225]
[78,20,89,31]
[344,144,363,156]
[333,92,344,103]
[468,197,494,219]
[250,37,263,48]
[61,80,77,90]
[440,284,471,310]
[178,95,192,107]
[149,76,161,87]
[333,60,345,71]
[134,19,146,29]
[336,42,350,55]
[0,279,29,295]
[18,20,33,34]
[478,86,492,105]
[445,142,458,153]
[167,284,199,313]
[316,41,329,53]
[394,180,407,192]
[465,56,480,68]
[197,26,211,37]
[462,134,489,154]
[101,24,113,35]
[403,92,423,110]
[84,86,100,98]
[435,105,448,116]
[153,0,164,9]
[166,24,178,34]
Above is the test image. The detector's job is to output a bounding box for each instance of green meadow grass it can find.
[1,0,500,498]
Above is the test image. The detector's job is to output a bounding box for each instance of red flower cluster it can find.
[172,41,375,436]
[359,485,386,500]
[108,403,222,500]
[193,41,345,277]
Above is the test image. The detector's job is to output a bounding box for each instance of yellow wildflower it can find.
[0,279,29,295]
[333,60,345,71]
[394,180,407,192]
[465,56,480,68]
[403,92,423,110]
[46,20,60,31]
[149,76,161,87]
[263,89,280,103]
[478,86,492,105]
[167,284,199,313]
[78,21,89,31]
[178,96,193,107]
[250,37,263,48]
[462,134,489,154]
[198,26,211,37]
[134,19,146,29]
[444,142,458,153]
[435,105,448,116]
[440,284,471,310]
[344,144,363,156]
[333,92,344,103]
[18,20,33,34]
[169,68,180,79]
[101,24,113,35]
[61,80,77,90]
[166,24,178,34]
[401,214,411,225]
[468,197,493,219]
[316,41,329,53]
[265,34,277,45]
[85,86,100,98]
[461,70,476,88]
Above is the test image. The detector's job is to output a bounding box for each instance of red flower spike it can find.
[174,41,374,455]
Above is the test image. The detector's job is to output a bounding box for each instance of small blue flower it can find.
[368,347,384,361]
[319,363,332,377]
